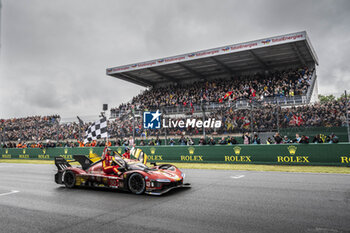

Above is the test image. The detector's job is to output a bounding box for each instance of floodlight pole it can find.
[345,90,350,142]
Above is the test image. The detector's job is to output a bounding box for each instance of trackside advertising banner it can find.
[107,31,306,74]
[1,143,350,166]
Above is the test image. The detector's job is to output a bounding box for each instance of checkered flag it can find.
[84,117,108,144]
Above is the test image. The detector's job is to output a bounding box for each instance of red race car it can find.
[54,148,190,195]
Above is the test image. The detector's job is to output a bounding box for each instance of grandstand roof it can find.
[106,31,318,87]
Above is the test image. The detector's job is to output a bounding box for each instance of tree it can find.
[318,94,335,103]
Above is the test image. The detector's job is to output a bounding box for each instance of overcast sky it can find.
[0,0,349,119]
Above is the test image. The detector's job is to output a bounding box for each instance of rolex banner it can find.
[0,143,350,166]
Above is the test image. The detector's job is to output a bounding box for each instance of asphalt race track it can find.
[0,163,349,233]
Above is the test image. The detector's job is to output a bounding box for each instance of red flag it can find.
[219,98,223,103]
[224,91,233,99]
[289,115,304,126]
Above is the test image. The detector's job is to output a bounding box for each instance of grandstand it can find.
[107,31,319,118]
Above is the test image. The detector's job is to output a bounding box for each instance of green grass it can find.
[1,159,350,174]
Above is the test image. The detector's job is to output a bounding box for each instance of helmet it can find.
[125,147,130,152]
[106,147,112,155]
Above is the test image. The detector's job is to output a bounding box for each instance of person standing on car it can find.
[101,147,120,174]
[122,147,131,159]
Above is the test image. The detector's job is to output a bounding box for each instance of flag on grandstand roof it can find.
[84,117,108,144]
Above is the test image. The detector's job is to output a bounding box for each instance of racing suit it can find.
[102,147,120,174]
[122,151,130,159]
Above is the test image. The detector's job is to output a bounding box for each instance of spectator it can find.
[230,136,238,145]
[312,134,323,144]
[274,133,283,144]
[283,136,291,144]
[155,137,162,146]
[299,135,309,144]
[148,139,155,146]
[266,137,273,144]
[208,137,216,145]
[178,136,187,146]
[293,134,301,143]
[219,137,227,145]
[251,133,261,144]
[243,132,250,145]
[329,133,339,143]
[198,136,207,145]
[187,137,195,146]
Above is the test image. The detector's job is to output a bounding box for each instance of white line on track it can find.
[230,175,245,179]
[0,190,19,196]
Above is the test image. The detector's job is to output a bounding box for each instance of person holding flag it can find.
[101,147,120,175]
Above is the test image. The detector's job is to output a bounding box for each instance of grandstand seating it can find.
[111,67,314,117]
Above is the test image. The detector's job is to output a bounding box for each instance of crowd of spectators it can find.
[1,130,339,148]
[111,67,313,115]
[0,99,348,144]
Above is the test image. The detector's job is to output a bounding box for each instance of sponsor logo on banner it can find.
[340,155,350,163]
[222,47,230,52]
[147,147,163,161]
[224,146,252,162]
[19,149,29,159]
[157,59,164,63]
[2,149,11,158]
[38,148,49,159]
[277,146,310,163]
[261,39,271,44]
[60,148,73,160]
[180,147,203,161]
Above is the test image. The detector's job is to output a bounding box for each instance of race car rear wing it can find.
[54,156,71,171]
[55,155,94,171]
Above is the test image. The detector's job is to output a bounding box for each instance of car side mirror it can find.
[117,167,126,172]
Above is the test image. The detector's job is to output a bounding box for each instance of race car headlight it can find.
[181,173,185,178]
[156,179,171,183]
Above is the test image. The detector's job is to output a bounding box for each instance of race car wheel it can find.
[63,170,76,188]
[128,173,145,195]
